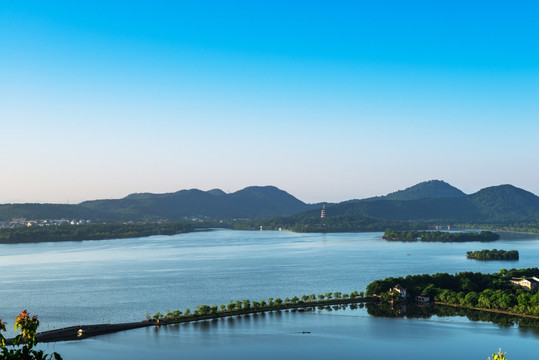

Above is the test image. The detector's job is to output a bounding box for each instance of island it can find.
[366,268,539,318]
[382,229,500,242]
[466,249,519,261]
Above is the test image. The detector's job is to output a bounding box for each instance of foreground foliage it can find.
[0,310,62,360]
[488,349,507,360]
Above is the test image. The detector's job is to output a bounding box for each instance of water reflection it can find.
[365,302,539,335]
[44,305,539,360]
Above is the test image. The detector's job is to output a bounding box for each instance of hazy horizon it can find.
[2,1,538,204]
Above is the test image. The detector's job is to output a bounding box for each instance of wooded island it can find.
[466,249,519,261]
[366,268,539,316]
[383,229,500,242]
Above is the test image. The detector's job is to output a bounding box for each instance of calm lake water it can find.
[2,229,539,359]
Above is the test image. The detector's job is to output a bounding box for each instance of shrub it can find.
[0,310,62,360]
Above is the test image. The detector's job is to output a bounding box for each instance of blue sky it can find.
[1,1,538,203]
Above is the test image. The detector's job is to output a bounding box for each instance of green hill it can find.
[79,185,316,220]
[468,185,539,223]
[322,184,539,223]
[382,180,466,201]
[2,182,539,229]
[0,186,317,222]
[260,183,539,232]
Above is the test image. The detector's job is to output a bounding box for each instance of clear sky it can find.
[1,1,538,204]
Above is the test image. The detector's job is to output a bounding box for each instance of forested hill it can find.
[79,186,320,220]
[382,180,466,201]
[2,182,539,227]
[260,183,539,231]
[308,184,539,223]
[0,186,321,222]
[360,180,466,202]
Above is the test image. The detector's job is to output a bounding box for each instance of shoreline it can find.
[434,301,539,320]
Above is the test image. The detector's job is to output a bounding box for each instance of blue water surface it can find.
[1,229,538,359]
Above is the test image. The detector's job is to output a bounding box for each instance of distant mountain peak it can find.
[382,180,466,201]
[206,189,226,196]
[471,184,538,199]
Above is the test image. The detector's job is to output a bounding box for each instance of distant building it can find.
[321,205,326,219]
[416,295,430,302]
[392,285,407,299]
[510,277,539,291]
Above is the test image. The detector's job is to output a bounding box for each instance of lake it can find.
[2,229,539,359]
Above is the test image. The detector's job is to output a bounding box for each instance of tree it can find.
[171,310,182,319]
[463,291,477,307]
[0,310,62,360]
[195,305,211,316]
[488,348,507,360]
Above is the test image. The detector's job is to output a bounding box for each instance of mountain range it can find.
[288,180,539,224]
[1,180,539,225]
[0,186,320,222]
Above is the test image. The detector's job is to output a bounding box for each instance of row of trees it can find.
[243,215,430,233]
[147,291,366,321]
[453,223,539,234]
[466,249,519,261]
[366,268,539,316]
[0,222,194,244]
[382,229,500,242]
